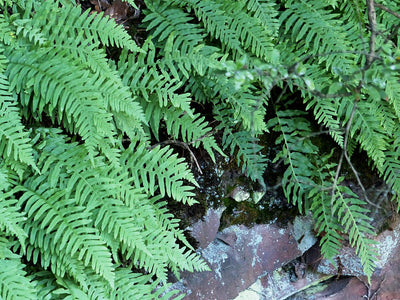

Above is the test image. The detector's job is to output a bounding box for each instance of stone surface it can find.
[175,207,400,300]
[230,186,251,202]
[292,215,318,253]
[317,218,400,277]
[176,223,303,300]
[189,207,225,249]
[235,280,263,300]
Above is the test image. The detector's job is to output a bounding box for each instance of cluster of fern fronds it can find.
[1,0,400,298]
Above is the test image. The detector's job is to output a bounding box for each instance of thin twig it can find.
[375,2,400,20]
[344,149,381,208]
[331,101,381,209]
[361,275,385,300]
[331,101,357,211]
[297,129,344,140]
[366,0,377,67]
[331,150,345,214]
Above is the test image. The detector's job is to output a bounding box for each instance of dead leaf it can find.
[89,0,111,12]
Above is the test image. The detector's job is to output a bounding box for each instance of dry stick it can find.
[375,2,400,20]
[331,153,344,216]
[330,106,351,215]
[331,102,381,213]
[366,0,377,67]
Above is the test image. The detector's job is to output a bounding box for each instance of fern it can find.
[121,136,199,205]
[215,105,267,184]
[267,110,318,213]
[269,110,377,278]
[0,236,37,300]
[1,0,400,295]
[280,0,360,74]
[172,0,244,55]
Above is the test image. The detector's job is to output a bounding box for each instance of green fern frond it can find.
[222,2,276,60]
[271,109,378,277]
[376,1,400,32]
[280,0,359,73]
[0,193,27,250]
[6,47,120,164]
[201,72,267,134]
[267,110,317,212]
[119,39,223,161]
[14,178,115,288]
[118,39,191,112]
[0,15,17,45]
[333,185,377,278]
[215,105,267,183]
[11,3,147,141]
[122,137,199,204]
[310,188,343,260]
[245,0,280,37]
[143,2,205,53]
[0,236,37,300]
[143,1,221,77]
[110,270,180,300]
[0,72,36,172]
[33,128,207,284]
[171,0,243,55]
[304,94,344,147]
[29,1,143,53]
[163,108,223,161]
[378,133,400,209]
[346,100,388,167]
[31,270,59,299]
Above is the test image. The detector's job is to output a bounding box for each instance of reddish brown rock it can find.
[179,224,302,300]
[312,218,400,299]
[189,207,225,249]
[176,210,400,300]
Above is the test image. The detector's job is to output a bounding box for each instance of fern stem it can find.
[332,101,380,209]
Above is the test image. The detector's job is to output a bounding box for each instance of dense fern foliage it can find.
[0,0,399,297]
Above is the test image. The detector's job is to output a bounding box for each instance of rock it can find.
[312,217,400,299]
[235,280,263,300]
[189,207,225,249]
[233,267,331,300]
[317,246,364,277]
[230,186,251,202]
[176,223,304,299]
[292,215,318,253]
[252,190,265,204]
[176,206,400,299]
[317,217,400,278]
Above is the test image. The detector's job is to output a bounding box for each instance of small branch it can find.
[298,129,344,141]
[188,130,216,146]
[331,152,344,215]
[375,2,400,20]
[308,88,353,99]
[296,50,370,65]
[360,275,385,299]
[344,149,381,209]
[366,0,377,67]
[331,101,381,209]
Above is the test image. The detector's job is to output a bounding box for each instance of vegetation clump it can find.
[0,0,399,297]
